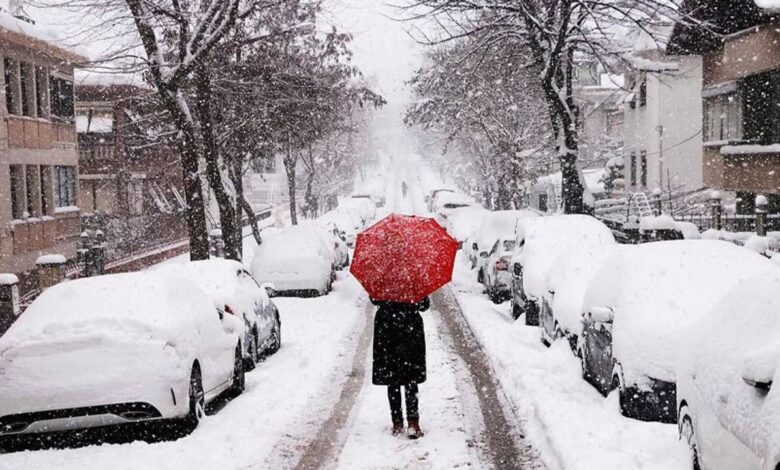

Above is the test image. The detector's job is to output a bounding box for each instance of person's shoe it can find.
[407,419,424,439]
[391,423,404,436]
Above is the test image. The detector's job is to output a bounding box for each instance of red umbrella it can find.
[350,214,458,303]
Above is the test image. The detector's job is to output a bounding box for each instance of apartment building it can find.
[670,0,780,213]
[0,9,85,274]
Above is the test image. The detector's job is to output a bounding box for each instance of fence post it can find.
[36,254,66,291]
[756,194,768,237]
[0,274,20,336]
[710,191,722,231]
[91,230,107,275]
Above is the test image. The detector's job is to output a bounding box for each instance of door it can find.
[583,321,614,395]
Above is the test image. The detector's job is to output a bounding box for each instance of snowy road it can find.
[0,155,543,470]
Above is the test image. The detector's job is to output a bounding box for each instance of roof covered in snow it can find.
[0,8,87,62]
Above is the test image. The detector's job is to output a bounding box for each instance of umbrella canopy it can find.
[351,214,458,303]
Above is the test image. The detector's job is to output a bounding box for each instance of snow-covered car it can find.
[162,259,281,370]
[481,237,518,303]
[432,192,473,226]
[677,270,780,470]
[320,210,361,247]
[425,188,455,212]
[510,215,614,325]
[323,223,350,269]
[0,272,245,442]
[444,207,485,247]
[542,243,617,352]
[470,210,538,286]
[339,197,376,227]
[580,240,773,423]
[251,225,335,296]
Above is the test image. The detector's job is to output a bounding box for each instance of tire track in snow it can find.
[257,302,373,470]
[431,288,543,470]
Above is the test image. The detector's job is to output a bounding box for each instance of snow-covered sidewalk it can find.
[449,257,690,470]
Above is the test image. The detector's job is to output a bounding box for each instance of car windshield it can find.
[443,203,469,209]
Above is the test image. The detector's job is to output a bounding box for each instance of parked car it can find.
[677,270,780,470]
[351,193,384,209]
[323,223,350,269]
[251,225,336,296]
[471,210,538,284]
[510,215,614,324]
[444,207,486,249]
[163,259,281,370]
[320,210,361,247]
[432,192,473,226]
[0,272,245,443]
[425,188,455,212]
[339,196,376,227]
[580,240,772,423]
[541,243,617,351]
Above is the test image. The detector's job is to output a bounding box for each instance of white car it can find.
[320,210,361,247]
[251,225,335,296]
[339,197,376,227]
[677,270,780,470]
[163,259,281,370]
[471,210,538,285]
[580,240,773,423]
[432,192,473,227]
[444,207,485,247]
[425,188,455,212]
[0,272,245,442]
[510,215,614,325]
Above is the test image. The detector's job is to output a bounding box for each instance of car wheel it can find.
[512,301,523,321]
[680,414,702,470]
[182,366,205,433]
[246,333,260,371]
[230,346,245,396]
[266,316,281,355]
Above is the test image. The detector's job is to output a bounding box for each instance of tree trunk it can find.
[230,159,244,258]
[194,63,241,261]
[284,136,298,225]
[177,124,211,260]
[239,195,263,246]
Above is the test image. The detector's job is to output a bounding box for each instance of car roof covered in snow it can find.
[435,192,473,207]
[447,207,487,241]
[547,243,619,335]
[159,258,269,315]
[254,223,333,262]
[583,240,775,383]
[516,215,615,300]
[0,272,217,347]
[476,210,538,250]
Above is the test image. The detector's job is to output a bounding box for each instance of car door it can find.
[201,307,239,394]
[239,269,274,341]
[582,320,614,395]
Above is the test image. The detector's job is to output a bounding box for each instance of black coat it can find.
[371,298,429,386]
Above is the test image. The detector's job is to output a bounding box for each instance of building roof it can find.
[0,8,86,64]
[668,0,774,54]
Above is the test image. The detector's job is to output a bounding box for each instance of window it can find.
[19,62,33,117]
[25,166,37,216]
[704,93,742,142]
[35,67,47,118]
[639,76,647,107]
[4,58,16,115]
[538,193,548,212]
[629,152,637,186]
[50,77,74,122]
[53,166,76,208]
[40,166,51,215]
[640,151,648,187]
[9,165,24,219]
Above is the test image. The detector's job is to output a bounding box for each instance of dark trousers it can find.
[387,384,419,425]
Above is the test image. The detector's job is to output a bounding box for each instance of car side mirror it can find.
[742,351,777,391]
[586,306,614,324]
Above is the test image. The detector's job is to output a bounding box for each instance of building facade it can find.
[623,53,704,195]
[670,0,780,213]
[0,10,84,274]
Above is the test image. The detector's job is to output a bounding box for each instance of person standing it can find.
[372,297,429,439]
